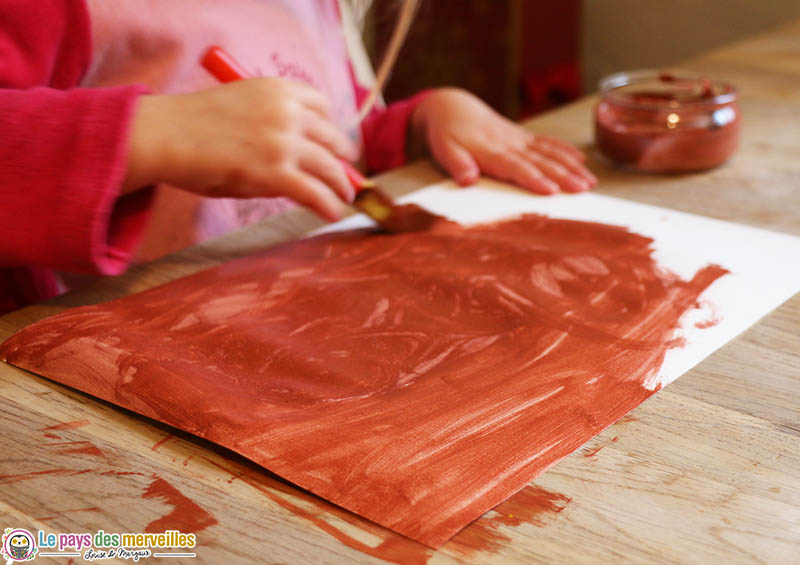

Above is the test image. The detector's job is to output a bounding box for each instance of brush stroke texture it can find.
[0,214,726,546]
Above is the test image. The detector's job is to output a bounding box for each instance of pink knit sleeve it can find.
[0,0,153,275]
[355,82,432,174]
[0,86,153,274]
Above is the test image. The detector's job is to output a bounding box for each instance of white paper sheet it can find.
[319,179,800,389]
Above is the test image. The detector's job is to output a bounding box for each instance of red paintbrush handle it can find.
[200,45,368,193]
[340,160,374,191]
[201,46,252,82]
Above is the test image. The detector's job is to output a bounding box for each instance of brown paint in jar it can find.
[594,70,740,172]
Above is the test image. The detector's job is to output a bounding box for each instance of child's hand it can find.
[125,78,358,221]
[411,88,597,194]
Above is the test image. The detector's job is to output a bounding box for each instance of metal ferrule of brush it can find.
[353,189,394,221]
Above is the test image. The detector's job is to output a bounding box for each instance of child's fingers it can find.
[303,111,358,161]
[282,79,333,118]
[280,169,347,222]
[529,140,597,185]
[532,135,586,161]
[430,138,480,186]
[530,134,586,162]
[298,140,356,203]
[482,150,559,195]
[522,151,591,193]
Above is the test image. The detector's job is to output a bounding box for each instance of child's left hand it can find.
[411,88,597,194]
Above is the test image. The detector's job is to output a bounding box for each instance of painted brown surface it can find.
[0,212,725,546]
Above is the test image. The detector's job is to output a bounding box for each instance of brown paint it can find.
[141,477,218,534]
[447,485,571,556]
[582,444,605,458]
[695,301,722,329]
[450,520,512,555]
[1,462,218,548]
[38,419,103,457]
[45,441,104,457]
[352,190,443,234]
[446,485,572,555]
[378,202,444,234]
[495,485,571,527]
[151,434,176,451]
[595,73,740,172]
[695,319,719,329]
[201,456,432,564]
[0,468,96,484]
[583,435,619,458]
[41,420,90,431]
[0,213,727,546]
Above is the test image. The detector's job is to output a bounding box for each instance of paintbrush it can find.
[200,46,440,233]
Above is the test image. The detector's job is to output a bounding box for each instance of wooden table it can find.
[2,21,799,565]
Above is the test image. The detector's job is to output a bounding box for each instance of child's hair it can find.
[354,0,420,121]
[348,0,376,23]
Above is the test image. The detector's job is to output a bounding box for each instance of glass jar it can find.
[594,70,740,173]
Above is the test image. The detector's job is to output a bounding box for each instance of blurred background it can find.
[363,0,800,119]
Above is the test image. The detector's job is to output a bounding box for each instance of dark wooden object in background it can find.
[366,0,581,119]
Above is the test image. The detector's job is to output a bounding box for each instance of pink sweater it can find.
[0,0,426,315]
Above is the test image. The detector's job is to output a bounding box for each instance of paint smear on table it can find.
[583,436,619,458]
[0,468,96,484]
[41,420,90,432]
[37,420,105,457]
[1,212,727,546]
[447,484,571,557]
[142,477,218,533]
[44,441,105,457]
[200,454,566,563]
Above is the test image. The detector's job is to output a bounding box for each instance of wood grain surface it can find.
[2,21,799,564]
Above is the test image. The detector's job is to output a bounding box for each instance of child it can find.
[0,0,596,315]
